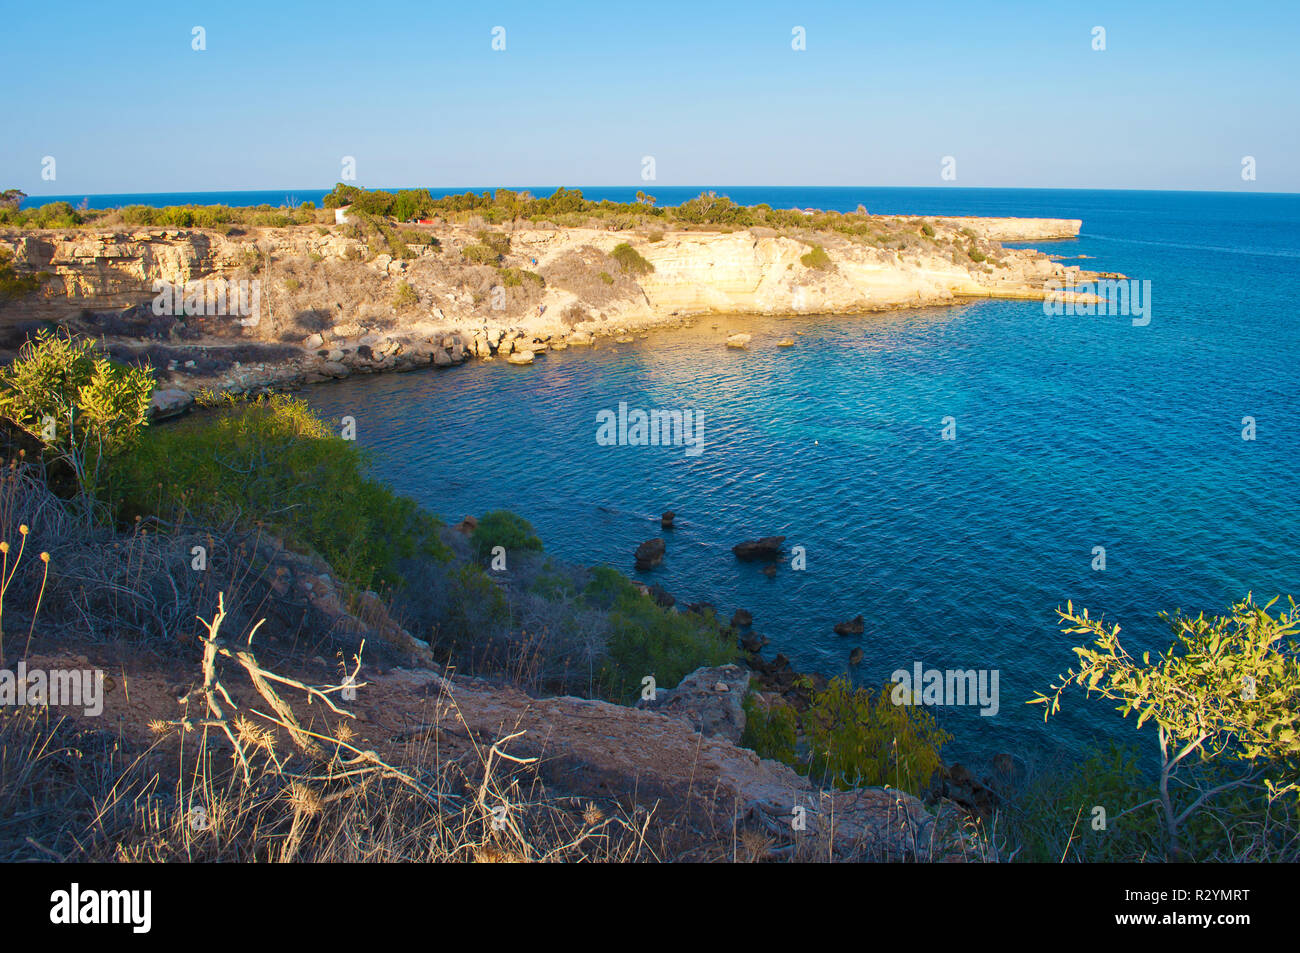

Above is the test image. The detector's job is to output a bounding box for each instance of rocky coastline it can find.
[0,215,1114,420]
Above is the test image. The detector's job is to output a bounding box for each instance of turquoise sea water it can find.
[74,186,1300,763]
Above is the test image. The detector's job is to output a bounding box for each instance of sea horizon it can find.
[17,183,1300,212]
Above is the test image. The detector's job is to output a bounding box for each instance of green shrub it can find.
[587,568,733,703]
[470,510,542,562]
[741,693,798,764]
[475,230,511,257]
[110,395,444,591]
[1007,743,1160,862]
[920,222,936,238]
[497,267,544,288]
[803,677,951,794]
[461,243,499,265]
[609,243,653,277]
[598,271,614,285]
[800,244,833,270]
[392,280,418,309]
[442,562,509,641]
[1034,595,1300,859]
[0,249,47,304]
[968,246,987,263]
[0,329,153,497]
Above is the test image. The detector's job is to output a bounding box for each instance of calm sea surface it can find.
[51,187,1300,763]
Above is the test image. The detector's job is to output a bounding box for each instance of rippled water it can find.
[305,189,1300,763]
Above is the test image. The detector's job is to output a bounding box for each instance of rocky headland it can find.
[0,214,1110,418]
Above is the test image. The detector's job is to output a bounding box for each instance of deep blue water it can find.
[144,188,1300,763]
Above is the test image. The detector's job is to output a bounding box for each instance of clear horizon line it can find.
[17,184,1299,199]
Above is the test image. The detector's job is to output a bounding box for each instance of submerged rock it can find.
[731,608,753,628]
[725,333,752,348]
[732,535,786,561]
[833,615,865,637]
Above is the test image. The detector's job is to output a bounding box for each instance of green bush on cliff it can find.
[461,243,500,265]
[800,244,833,270]
[741,693,798,764]
[110,394,444,591]
[609,243,653,276]
[585,567,734,703]
[0,201,82,228]
[0,249,48,304]
[804,677,951,794]
[471,510,543,562]
[0,329,153,498]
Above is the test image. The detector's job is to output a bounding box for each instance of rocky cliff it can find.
[0,216,1111,410]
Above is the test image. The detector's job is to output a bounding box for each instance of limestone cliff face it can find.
[1,216,1094,327]
[0,217,1110,403]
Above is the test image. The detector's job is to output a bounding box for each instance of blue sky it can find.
[3,0,1297,194]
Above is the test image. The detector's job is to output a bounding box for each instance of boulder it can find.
[725,333,752,348]
[433,350,453,367]
[740,631,768,653]
[684,602,717,621]
[661,510,675,530]
[647,584,675,609]
[637,664,751,744]
[149,388,193,420]
[303,332,324,349]
[731,609,753,628]
[634,537,665,571]
[732,536,786,561]
[455,515,478,535]
[506,350,535,365]
[833,615,865,637]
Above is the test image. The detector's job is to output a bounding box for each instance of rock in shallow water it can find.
[732,535,785,561]
[834,614,865,636]
[634,537,665,570]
